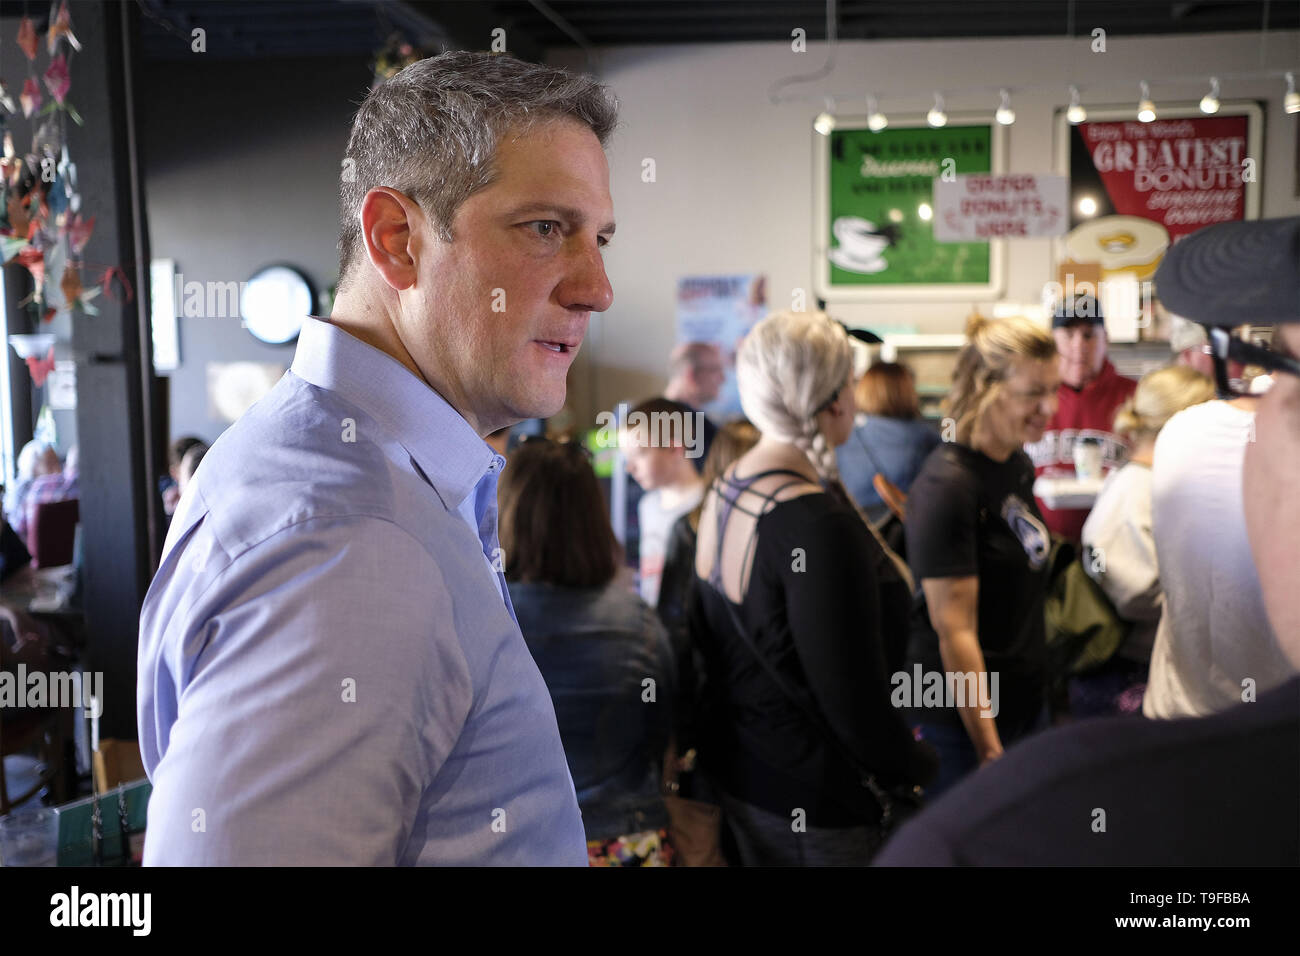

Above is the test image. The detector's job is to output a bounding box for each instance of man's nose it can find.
[560,241,614,313]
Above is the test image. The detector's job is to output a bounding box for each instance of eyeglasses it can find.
[1206,327,1300,398]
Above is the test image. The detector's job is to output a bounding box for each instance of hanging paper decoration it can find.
[43,53,68,104]
[0,235,28,260]
[59,262,80,302]
[14,243,46,296]
[47,2,81,55]
[34,403,56,445]
[16,18,38,61]
[19,76,41,118]
[65,212,92,254]
[99,265,133,304]
[1,0,104,322]
[26,346,55,386]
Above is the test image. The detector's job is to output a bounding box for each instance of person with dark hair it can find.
[658,420,761,667]
[176,443,208,500]
[621,397,706,608]
[877,216,1300,866]
[655,419,760,864]
[160,435,205,516]
[138,51,618,865]
[499,438,675,866]
[838,362,941,524]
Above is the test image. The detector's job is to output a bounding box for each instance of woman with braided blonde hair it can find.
[689,310,935,866]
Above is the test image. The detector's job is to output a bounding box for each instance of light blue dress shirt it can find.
[137,316,588,865]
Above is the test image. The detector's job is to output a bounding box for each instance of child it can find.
[620,397,706,607]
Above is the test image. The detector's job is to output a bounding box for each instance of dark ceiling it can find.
[126,0,1300,61]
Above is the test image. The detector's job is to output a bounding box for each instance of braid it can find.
[808,429,840,486]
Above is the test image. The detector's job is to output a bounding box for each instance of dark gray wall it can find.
[139,54,372,443]
[66,0,156,739]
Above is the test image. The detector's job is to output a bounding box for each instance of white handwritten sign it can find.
[934,174,1068,240]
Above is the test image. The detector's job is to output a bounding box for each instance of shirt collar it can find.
[290,316,505,510]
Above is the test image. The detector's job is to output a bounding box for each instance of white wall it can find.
[553,30,1300,420]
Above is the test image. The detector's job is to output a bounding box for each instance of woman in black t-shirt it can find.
[691,310,935,866]
[904,314,1058,799]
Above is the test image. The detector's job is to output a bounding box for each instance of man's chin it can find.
[516,388,567,422]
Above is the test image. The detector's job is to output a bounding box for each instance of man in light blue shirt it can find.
[137,51,618,865]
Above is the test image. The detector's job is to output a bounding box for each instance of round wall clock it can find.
[241,265,314,345]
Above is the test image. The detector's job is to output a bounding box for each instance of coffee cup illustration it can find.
[830,216,892,274]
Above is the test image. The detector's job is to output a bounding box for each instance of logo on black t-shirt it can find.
[1000,494,1050,570]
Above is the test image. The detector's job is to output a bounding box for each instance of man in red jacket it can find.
[1025,294,1137,543]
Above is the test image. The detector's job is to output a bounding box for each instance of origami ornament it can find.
[14,243,45,295]
[0,81,15,114]
[17,17,38,61]
[30,221,58,255]
[20,77,41,119]
[76,283,100,315]
[59,264,82,303]
[1,235,29,262]
[26,346,55,386]
[98,266,133,304]
[6,186,31,234]
[43,54,70,104]
[47,1,81,54]
[66,212,93,255]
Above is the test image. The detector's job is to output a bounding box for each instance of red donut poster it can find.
[1064,108,1260,242]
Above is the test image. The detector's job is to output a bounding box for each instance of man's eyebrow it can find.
[507,202,615,236]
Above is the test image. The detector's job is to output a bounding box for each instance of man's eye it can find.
[529,221,560,239]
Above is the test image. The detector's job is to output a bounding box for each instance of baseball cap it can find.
[1051,294,1104,329]
[1154,216,1300,327]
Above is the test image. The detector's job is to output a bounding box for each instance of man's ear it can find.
[359,186,423,292]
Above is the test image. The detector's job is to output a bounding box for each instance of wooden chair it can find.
[873,473,908,522]
[27,498,79,569]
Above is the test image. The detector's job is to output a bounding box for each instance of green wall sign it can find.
[826,124,993,286]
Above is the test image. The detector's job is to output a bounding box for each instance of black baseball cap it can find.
[1155,216,1300,327]
[1051,294,1104,329]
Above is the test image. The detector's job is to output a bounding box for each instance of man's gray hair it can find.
[337,51,618,290]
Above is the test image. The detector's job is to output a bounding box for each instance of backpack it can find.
[1043,537,1130,684]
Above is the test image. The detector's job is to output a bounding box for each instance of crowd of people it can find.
[135,50,1298,867]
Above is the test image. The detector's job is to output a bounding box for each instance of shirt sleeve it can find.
[779,508,935,787]
[141,515,473,865]
[1081,475,1162,622]
[905,454,980,581]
